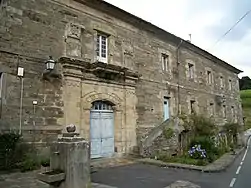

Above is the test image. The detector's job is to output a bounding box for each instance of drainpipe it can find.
[176,39,183,116]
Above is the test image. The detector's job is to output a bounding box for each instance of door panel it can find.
[164,98,170,121]
[90,110,114,158]
[100,112,114,157]
[90,112,102,158]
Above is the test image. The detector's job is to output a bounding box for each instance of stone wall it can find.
[0,0,243,154]
[142,131,179,158]
[0,51,64,144]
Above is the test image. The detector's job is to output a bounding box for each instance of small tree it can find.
[180,114,218,137]
[223,123,240,148]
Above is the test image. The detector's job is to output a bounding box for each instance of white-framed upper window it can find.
[231,106,236,121]
[188,63,195,79]
[222,105,226,118]
[220,76,224,89]
[96,33,108,63]
[0,73,2,98]
[209,102,214,116]
[161,54,169,71]
[190,100,196,114]
[207,70,212,84]
[229,79,232,90]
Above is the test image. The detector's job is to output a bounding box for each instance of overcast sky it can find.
[105,0,251,77]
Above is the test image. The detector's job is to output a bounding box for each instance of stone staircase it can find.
[139,117,184,157]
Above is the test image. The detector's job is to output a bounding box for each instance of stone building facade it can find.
[0,0,243,158]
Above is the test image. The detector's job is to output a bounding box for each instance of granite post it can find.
[50,125,91,188]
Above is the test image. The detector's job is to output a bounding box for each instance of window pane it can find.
[96,35,100,57]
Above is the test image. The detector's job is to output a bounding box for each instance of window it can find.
[231,106,235,116]
[231,106,237,122]
[220,76,224,89]
[190,100,196,114]
[222,105,227,118]
[161,54,169,71]
[229,79,232,90]
[188,63,195,79]
[91,101,113,111]
[209,102,214,116]
[207,71,212,84]
[0,0,5,9]
[96,34,108,63]
[0,73,2,98]
[0,73,2,118]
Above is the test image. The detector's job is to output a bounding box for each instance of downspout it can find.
[176,40,185,155]
[176,39,183,116]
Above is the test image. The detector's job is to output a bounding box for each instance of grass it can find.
[240,90,251,130]
[157,154,209,166]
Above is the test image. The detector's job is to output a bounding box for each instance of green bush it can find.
[40,157,50,167]
[163,128,174,139]
[189,136,225,163]
[180,114,217,136]
[189,137,216,153]
[241,90,251,130]
[0,132,21,170]
[20,153,41,172]
[0,132,43,172]
[157,153,208,166]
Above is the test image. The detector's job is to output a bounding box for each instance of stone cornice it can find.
[58,56,141,87]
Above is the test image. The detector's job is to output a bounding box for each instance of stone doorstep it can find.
[137,147,245,173]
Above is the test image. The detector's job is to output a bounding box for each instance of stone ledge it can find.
[164,180,201,188]
[137,147,244,173]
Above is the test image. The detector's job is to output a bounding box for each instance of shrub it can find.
[0,132,21,170]
[157,154,208,166]
[20,153,41,172]
[189,136,222,163]
[189,136,216,153]
[40,158,50,167]
[0,132,43,172]
[163,128,174,139]
[188,144,206,159]
[180,114,218,136]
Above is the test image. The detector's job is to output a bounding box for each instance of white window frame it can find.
[220,76,224,89]
[188,63,195,79]
[209,102,214,116]
[229,79,232,90]
[190,100,196,114]
[0,73,2,99]
[231,106,235,117]
[222,105,227,118]
[207,70,212,84]
[96,33,108,63]
[161,54,169,71]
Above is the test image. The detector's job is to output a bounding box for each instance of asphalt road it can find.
[230,138,251,188]
[92,142,251,188]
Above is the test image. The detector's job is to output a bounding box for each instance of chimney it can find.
[188,34,192,43]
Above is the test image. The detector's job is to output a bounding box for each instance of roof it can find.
[76,0,243,74]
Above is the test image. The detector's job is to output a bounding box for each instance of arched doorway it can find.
[90,100,115,159]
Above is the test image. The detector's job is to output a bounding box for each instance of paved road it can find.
[229,138,251,188]
[92,144,251,188]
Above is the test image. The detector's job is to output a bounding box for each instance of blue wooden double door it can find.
[90,101,115,159]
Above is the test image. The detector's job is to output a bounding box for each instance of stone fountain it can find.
[37,124,91,188]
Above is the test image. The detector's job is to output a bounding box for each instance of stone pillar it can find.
[50,126,91,188]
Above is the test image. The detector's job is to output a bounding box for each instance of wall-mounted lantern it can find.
[43,56,61,81]
[45,56,56,71]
